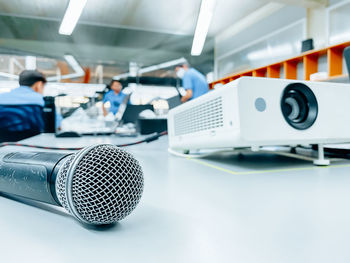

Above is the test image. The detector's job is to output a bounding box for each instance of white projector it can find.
[167,77,350,165]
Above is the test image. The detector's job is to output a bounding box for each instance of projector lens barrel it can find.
[281,83,318,130]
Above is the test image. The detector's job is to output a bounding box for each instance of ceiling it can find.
[0,0,270,75]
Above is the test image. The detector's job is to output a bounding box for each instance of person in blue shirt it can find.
[102,80,127,116]
[0,70,46,141]
[175,63,209,103]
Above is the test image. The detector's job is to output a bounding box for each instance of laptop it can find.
[122,104,154,124]
[167,95,182,109]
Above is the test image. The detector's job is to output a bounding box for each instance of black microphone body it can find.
[0,151,69,205]
[0,144,144,225]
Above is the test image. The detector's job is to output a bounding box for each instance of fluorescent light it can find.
[64,54,85,75]
[0,72,19,79]
[139,57,187,74]
[113,73,130,80]
[113,57,188,79]
[191,0,216,56]
[156,57,187,69]
[59,0,87,35]
[46,55,84,81]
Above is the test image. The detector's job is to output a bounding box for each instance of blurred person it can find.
[0,70,47,141]
[175,63,209,103]
[102,80,127,116]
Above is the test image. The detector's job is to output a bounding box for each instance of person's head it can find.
[110,80,122,94]
[19,70,47,94]
[175,63,190,79]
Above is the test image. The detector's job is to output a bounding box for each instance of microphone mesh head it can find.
[56,144,144,225]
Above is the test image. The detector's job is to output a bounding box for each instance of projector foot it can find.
[313,143,330,166]
[313,159,330,166]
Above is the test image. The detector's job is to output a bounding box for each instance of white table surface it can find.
[1,133,350,263]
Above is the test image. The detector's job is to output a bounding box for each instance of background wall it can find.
[214,0,350,80]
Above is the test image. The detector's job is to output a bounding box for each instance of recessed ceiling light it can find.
[191,0,216,56]
[59,0,88,35]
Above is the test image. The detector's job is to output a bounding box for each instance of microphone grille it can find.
[56,144,144,225]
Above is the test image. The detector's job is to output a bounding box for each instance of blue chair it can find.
[0,104,44,142]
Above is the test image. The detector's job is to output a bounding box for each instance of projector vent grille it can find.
[174,96,223,136]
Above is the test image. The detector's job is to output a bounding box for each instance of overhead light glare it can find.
[46,54,84,81]
[191,0,216,56]
[64,54,85,75]
[139,58,187,74]
[113,57,187,79]
[59,0,87,35]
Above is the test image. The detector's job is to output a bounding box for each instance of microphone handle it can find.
[0,151,71,205]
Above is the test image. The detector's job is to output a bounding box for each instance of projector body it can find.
[167,77,350,153]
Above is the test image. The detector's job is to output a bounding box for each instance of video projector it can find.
[167,77,350,165]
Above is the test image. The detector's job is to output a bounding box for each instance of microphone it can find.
[0,144,144,225]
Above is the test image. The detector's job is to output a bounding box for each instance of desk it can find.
[1,134,350,263]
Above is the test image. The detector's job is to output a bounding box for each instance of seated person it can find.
[102,80,127,116]
[0,70,46,142]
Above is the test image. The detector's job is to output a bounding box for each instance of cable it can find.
[0,131,168,151]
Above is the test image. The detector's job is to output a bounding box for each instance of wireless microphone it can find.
[0,144,144,225]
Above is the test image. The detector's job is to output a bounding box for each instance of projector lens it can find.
[281,83,318,130]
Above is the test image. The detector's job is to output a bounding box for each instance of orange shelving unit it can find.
[210,41,350,89]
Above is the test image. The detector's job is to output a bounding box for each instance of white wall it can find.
[214,0,350,79]
[215,5,306,78]
[327,0,350,45]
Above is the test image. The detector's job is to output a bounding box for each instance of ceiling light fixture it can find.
[46,54,85,81]
[64,54,85,75]
[191,0,216,56]
[113,57,188,80]
[139,57,187,74]
[59,0,88,35]
[0,72,19,80]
